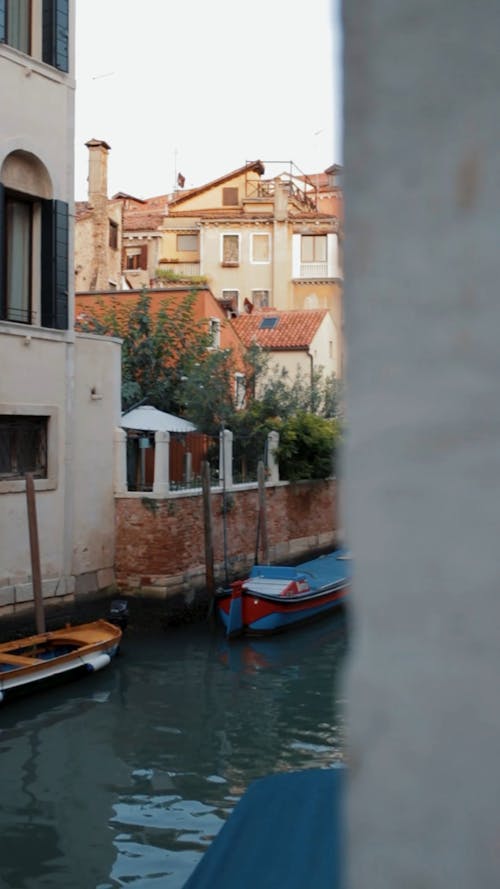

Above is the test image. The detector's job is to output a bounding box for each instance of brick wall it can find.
[115,479,338,598]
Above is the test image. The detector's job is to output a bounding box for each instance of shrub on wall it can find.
[277,412,341,481]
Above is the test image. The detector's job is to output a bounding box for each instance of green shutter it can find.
[0,184,5,319]
[42,0,69,72]
[41,199,69,330]
[0,1,5,43]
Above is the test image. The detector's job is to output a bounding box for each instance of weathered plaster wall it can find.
[344,1,500,886]
[72,333,122,592]
[115,479,338,596]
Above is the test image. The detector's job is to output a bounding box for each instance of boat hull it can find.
[0,619,122,704]
[217,550,351,638]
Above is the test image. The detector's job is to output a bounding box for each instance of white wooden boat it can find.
[0,619,122,704]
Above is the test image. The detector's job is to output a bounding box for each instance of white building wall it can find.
[72,334,122,585]
[0,3,122,615]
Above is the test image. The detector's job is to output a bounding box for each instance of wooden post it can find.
[257,460,269,565]
[25,473,46,634]
[202,461,215,599]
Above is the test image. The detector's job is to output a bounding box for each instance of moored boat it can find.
[0,619,123,704]
[216,549,351,638]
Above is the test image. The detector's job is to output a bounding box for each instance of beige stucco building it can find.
[74,148,344,378]
[0,3,121,619]
[160,161,344,376]
[232,307,339,385]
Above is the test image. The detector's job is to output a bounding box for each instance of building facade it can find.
[74,149,344,377]
[0,2,121,617]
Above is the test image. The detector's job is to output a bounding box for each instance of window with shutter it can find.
[222,187,238,206]
[177,233,198,252]
[0,187,35,325]
[41,199,69,330]
[42,0,69,72]
[0,1,69,71]
[5,0,30,53]
[251,233,270,263]
[109,220,118,250]
[0,416,48,479]
[252,290,270,309]
[221,234,239,266]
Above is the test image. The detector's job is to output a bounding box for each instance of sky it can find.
[74,0,342,201]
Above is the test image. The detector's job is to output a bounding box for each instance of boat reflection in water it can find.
[217,607,350,675]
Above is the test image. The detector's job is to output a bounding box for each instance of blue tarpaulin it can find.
[183,768,344,889]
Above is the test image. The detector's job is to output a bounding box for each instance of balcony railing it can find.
[157,262,201,277]
[299,262,329,278]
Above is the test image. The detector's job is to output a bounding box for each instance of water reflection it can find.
[0,611,348,888]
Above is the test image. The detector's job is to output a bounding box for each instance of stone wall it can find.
[115,479,338,598]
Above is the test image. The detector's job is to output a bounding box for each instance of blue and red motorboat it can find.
[216,549,351,638]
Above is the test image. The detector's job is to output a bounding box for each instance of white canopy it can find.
[121,405,196,434]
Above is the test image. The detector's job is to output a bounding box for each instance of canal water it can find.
[0,612,349,889]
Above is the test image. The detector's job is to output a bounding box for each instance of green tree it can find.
[76,290,213,414]
[276,412,341,480]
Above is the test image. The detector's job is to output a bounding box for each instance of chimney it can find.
[273,179,289,222]
[85,138,111,205]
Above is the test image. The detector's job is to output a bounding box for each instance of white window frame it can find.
[251,289,270,309]
[221,289,239,312]
[220,232,240,267]
[250,232,271,264]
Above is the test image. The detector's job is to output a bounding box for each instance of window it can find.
[176,233,198,252]
[221,234,239,266]
[251,233,270,263]
[5,0,30,53]
[259,316,279,330]
[5,195,32,323]
[209,318,220,349]
[109,220,118,250]
[222,187,238,206]
[234,373,245,409]
[251,289,270,309]
[220,289,239,314]
[0,1,69,72]
[301,235,327,263]
[0,176,69,329]
[124,245,147,270]
[0,416,48,480]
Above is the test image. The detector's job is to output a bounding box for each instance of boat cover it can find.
[182,767,344,889]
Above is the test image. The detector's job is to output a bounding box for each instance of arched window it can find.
[0,150,69,329]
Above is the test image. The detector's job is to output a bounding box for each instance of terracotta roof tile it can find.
[123,211,165,232]
[232,308,328,350]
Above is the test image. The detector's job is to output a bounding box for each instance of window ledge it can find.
[0,320,74,343]
[0,43,74,85]
[0,477,57,495]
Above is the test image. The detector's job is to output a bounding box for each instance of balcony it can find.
[298,262,329,278]
[158,261,201,277]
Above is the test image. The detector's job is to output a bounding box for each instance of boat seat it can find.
[0,653,44,666]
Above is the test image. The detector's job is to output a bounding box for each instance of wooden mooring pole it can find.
[25,473,46,634]
[201,461,215,601]
[257,460,269,565]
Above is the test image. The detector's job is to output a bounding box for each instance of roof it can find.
[169,160,265,207]
[232,308,329,351]
[121,405,196,434]
[123,211,165,232]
